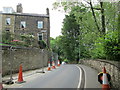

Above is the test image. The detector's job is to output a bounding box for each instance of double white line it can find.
[76,65,85,89]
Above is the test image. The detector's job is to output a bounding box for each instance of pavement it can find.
[2,64,101,88]
[2,67,51,86]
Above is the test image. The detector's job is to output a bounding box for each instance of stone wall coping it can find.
[84,59,120,70]
[0,45,40,50]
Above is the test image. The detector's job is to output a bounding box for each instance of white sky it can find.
[0,0,65,38]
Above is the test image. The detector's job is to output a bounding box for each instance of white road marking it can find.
[76,65,82,88]
[80,65,86,88]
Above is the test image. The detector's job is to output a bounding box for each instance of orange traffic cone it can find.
[57,60,60,66]
[0,83,3,90]
[15,65,25,83]
[47,61,51,71]
[52,61,56,69]
[102,67,110,90]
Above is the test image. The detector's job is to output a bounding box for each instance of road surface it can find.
[3,64,101,89]
[4,64,83,88]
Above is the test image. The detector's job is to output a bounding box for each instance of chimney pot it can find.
[17,3,23,13]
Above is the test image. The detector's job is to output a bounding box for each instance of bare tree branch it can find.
[100,2,106,35]
[89,1,101,33]
[83,6,103,10]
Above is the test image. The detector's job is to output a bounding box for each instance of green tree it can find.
[61,14,80,61]
[52,1,120,61]
[50,36,64,60]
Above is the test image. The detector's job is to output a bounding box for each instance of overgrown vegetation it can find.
[2,32,36,47]
[51,1,120,62]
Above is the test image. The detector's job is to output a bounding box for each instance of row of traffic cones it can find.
[47,60,61,71]
[0,64,111,90]
[1,60,61,89]
[15,60,60,84]
[16,60,61,84]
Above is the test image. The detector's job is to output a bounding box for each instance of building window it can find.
[6,18,11,25]
[38,33,43,40]
[20,21,26,28]
[38,21,43,29]
[5,29,10,31]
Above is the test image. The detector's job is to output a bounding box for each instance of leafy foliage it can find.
[104,31,120,61]
[2,31,13,44]
[2,32,36,47]
[51,2,120,62]
[91,37,106,59]
[38,40,47,49]
[61,14,80,61]
[50,36,65,60]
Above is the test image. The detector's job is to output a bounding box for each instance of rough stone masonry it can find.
[81,59,120,89]
[2,47,48,76]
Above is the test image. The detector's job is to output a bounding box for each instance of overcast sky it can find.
[0,0,65,38]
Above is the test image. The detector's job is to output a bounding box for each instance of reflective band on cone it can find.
[57,60,60,66]
[52,61,56,69]
[47,61,51,71]
[102,67,110,90]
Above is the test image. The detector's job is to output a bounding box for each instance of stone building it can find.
[0,4,50,48]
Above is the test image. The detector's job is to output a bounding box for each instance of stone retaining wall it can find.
[1,47,49,76]
[80,59,120,89]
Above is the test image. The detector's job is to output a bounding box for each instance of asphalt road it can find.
[4,64,82,88]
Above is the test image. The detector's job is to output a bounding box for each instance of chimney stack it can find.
[46,8,49,15]
[17,3,23,13]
